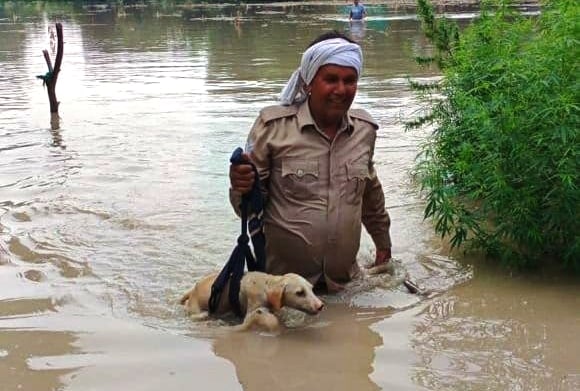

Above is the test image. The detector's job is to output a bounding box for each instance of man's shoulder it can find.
[349,108,379,130]
[259,104,298,124]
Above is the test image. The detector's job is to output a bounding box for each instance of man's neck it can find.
[307,101,346,141]
[313,115,341,141]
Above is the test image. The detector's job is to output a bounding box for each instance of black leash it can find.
[208,147,266,317]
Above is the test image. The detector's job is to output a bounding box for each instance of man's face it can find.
[308,64,358,126]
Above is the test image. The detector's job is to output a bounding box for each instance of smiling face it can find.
[308,64,358,130]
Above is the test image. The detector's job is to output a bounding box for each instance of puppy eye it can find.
[296,289,306,297]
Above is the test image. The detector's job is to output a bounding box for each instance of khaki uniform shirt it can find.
[230,100,391,291]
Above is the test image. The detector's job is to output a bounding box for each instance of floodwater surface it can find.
[0,2,578,391]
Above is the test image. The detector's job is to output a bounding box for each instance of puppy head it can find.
[268,273,324,315]
[245,307,281,333]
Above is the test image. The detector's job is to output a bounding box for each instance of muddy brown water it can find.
[0,3,577,391]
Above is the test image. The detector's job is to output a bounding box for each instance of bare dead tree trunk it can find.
[38,23,63,114]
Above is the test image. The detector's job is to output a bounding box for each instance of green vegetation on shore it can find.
[408,0,579,271]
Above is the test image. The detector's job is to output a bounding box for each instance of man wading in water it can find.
[229,31,392,292]
[349,0,367,21]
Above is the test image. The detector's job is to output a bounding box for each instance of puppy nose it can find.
[316,302,325,312]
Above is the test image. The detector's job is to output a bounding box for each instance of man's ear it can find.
[266,285,285,312]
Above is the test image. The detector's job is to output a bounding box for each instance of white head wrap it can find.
[279,37,363,106]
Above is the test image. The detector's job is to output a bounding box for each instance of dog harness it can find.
[208,147,266,317]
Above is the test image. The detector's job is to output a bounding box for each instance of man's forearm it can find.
[362,176,392,249]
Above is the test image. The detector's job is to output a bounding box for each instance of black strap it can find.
[208,147,266,317]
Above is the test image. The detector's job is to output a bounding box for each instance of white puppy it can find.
[180,271,324,330]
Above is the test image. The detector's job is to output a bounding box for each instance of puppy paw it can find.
[188,311,210,322]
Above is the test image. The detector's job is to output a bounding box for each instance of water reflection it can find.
[410,271,580,391]
[0,329,77,391]
[213,304,389,391]
[349,20,366,41]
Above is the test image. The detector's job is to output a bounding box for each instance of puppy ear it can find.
[266,285,285,312]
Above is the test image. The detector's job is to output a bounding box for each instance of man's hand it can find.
[374,248,392,266]
[229,152,255,195]
[365,248,393,275]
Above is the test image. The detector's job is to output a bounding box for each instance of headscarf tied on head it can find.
[279,38,363,106]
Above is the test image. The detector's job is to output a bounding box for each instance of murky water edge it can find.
[1,3,578,391]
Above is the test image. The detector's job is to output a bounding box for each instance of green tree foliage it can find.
[408,0,579,271]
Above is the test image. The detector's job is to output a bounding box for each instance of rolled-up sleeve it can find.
[229,116,271,216]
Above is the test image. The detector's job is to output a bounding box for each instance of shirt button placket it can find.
[327,143,339,245]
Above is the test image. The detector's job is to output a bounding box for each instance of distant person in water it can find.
[349,0,367,21]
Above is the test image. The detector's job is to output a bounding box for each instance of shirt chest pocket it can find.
[281,159,319,201]
[345,162,369,204]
